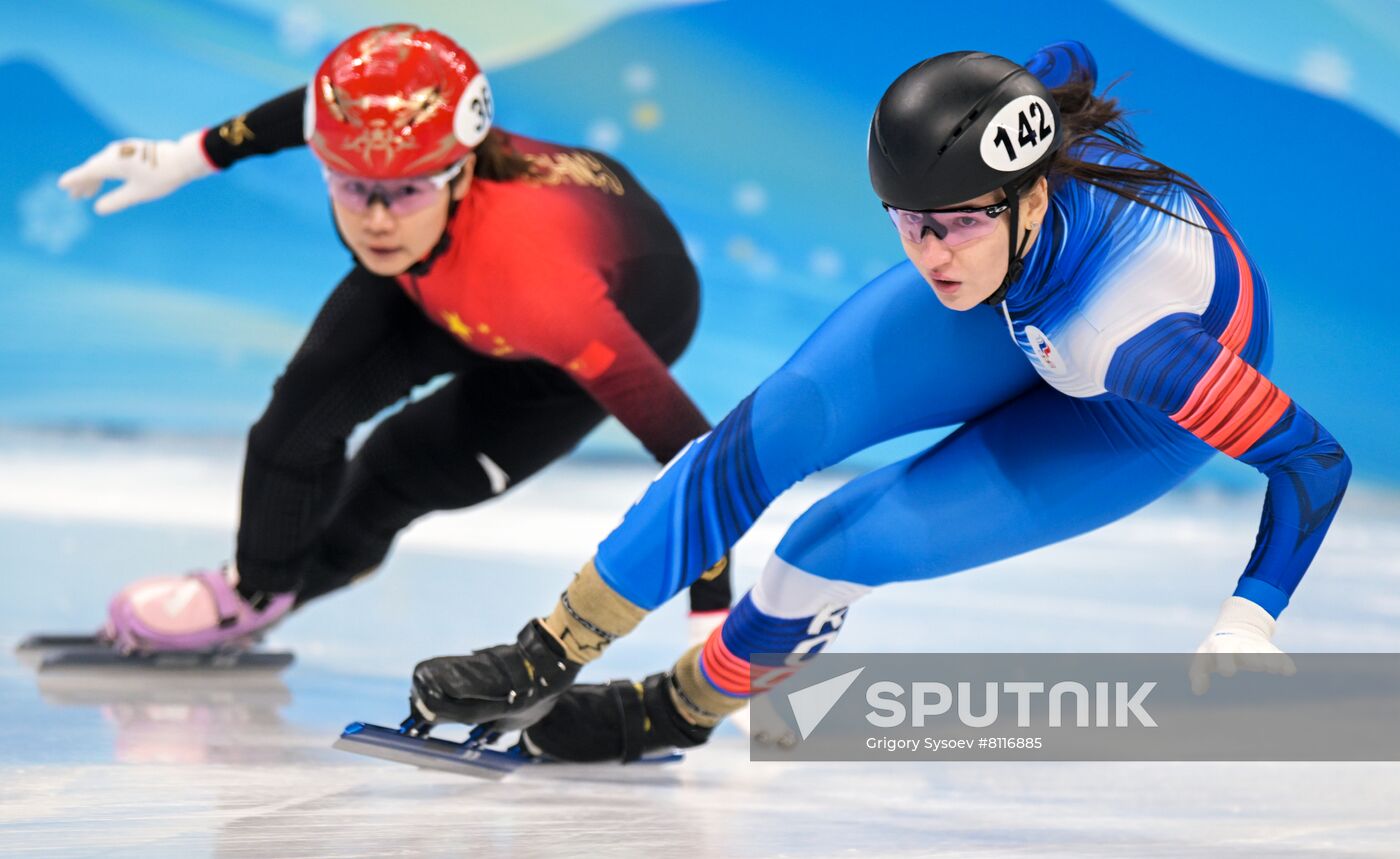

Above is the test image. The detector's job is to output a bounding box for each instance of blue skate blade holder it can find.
[333,716,684,779]
[333,718,524,780]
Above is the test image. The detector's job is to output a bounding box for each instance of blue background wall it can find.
[2,0,1396,482]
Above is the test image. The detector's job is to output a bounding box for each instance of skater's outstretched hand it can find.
[58,131,215,215]
[1189,596,1296,695]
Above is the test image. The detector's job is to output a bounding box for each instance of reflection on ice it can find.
[37,668,293,766]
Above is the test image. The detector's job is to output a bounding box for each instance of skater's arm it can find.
[201,87,308,168]
[530,288,739,614]
[561,304,713,465]
[58,87,307,215]
[1106,318,1351,617]
[522,266,712,464]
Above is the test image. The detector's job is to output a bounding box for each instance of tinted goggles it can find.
[883,201,1010,247]
[323,159,467,216]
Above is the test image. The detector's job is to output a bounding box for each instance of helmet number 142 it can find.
[990,101,1053,165]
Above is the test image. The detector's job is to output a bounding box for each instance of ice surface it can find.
[2,429,1398,857]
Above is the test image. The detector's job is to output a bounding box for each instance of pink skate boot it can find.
[104,565,294,653]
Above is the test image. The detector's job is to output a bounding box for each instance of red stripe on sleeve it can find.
[1194,198,1255,356]
[1170,350,1291,457]
[1170,350,1233,429]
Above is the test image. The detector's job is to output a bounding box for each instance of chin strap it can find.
[983,181,1036,307]
[406,195,463,276]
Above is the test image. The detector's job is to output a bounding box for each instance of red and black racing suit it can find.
[202,89,730,611]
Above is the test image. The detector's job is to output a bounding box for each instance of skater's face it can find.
[897,176,1049,311]
[330,155,475,276]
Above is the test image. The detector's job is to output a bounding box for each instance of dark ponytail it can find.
[471,128,534,181]
[1045,78,1206,226]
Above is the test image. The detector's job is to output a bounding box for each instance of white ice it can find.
[2,427,1398,857]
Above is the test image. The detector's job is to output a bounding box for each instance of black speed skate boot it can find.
[521,671,714,763]
[411,620,581,731]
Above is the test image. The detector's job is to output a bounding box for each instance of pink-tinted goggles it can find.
[323,159,467,215]
[883,201,1010,247]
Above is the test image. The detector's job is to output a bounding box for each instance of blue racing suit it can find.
[594,42,1351,698]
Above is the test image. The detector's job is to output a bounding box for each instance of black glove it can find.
[411,619,581,731]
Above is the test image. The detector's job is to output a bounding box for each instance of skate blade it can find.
[333,722,523,781]
[25,637,293,672]
[17,634,106,652]
[15,634,101,669]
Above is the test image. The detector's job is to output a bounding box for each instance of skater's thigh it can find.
[254,267,463,450]
[774,384,1215,586]
[359,358,607,500]
[282,267,456,383]
[750,261,1039,484]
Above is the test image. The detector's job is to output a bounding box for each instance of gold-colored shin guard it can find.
[542,558,648,665]
[670,641,749,728]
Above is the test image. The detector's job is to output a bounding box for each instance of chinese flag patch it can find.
[566,340,617,380]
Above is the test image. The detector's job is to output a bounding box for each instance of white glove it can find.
[57,130,215,215]
[1189,596,1297,695]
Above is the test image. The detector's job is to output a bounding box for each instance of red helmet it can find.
[304,24,493,179]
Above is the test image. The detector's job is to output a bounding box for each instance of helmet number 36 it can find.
[980,95,1055,172]
[453,74,495,148]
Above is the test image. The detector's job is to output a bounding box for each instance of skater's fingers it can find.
[1188,653,1212,696]
[58,150,122,198]
[1243,651,1296,677]
[59,142,134,191]
[57,165,104,199]
[93,183,151,216]
[1239,652,1276,675]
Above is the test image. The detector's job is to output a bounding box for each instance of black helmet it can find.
[868,51,1062,303]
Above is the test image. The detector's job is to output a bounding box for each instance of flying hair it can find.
[1043,76,1208,229]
